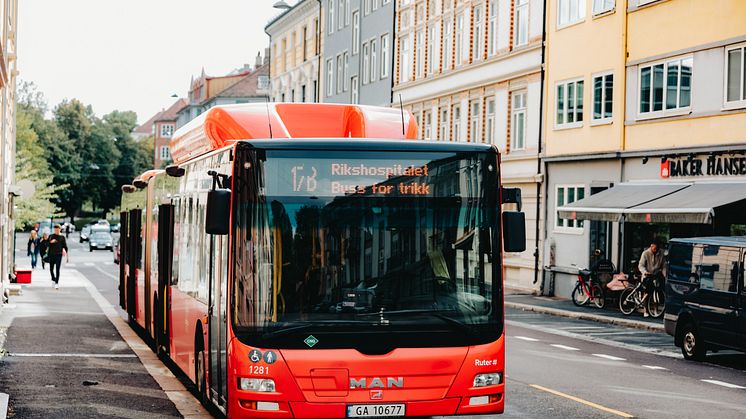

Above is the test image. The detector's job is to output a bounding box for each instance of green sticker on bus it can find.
[304,335,319,348]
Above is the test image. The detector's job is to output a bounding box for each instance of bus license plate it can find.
[347,404,405,417]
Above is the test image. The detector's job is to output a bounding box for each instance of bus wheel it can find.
[195,349,208,404]
[680,322,706,361]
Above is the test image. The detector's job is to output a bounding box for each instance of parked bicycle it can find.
[572,268,605,309]
[618,273,665,318]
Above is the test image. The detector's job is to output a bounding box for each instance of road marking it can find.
[529,384,634,418]
[592,353,626,361]
[701,379,746,389]
[10,353,137,358]
[550,344,580,351]
[95,266,118,281]
[513,336,539,342]
[642,365,668,370]
[66,263,77,267]
[84,262,95,266]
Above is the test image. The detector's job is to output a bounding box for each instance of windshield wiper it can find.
[357,308,482,336]
[260,320,373,340]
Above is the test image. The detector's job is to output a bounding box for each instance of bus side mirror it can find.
[206,189,231,235]
[503,211,526,253]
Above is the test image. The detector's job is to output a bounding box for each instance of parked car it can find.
[89,231,114,252]
[664,237,746,361]
[114,238,120,264]
[110,223,121,233]
[79,225,92,243]
[96,219,110,228]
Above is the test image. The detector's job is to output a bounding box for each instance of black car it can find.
[664,237,746,361]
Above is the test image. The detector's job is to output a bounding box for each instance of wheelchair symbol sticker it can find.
[249,349,262,363]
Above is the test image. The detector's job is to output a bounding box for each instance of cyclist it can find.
[637,237,666,317]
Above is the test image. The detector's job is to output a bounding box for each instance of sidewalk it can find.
[0,267,208,418]
[505,290,665,333]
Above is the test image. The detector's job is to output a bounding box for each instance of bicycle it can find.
[571,268,605,309]
[618,273,665,318]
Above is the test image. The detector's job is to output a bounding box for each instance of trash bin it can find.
[15,269,32,284]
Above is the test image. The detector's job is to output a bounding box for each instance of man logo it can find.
[370,390,383,400]
[350,377,404,389]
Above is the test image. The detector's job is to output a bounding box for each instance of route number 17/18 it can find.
[291,165,318,192]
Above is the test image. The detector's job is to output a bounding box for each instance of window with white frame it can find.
[363,42,370,84]
[638,0,659,6]
[443,19,453,70]
[470,100,481,143]
[160,146,170,161]
[726,44,746,106]
[326,58,334,96]
[558,0,586,28]
[427,25,438,75]
[473,5,484,61]
[485,98,495,144]
[351,76,359,103]
[439,107,449,141]
[343,52,349,91]
[592,0,615,15]
[455,13,464,66]
[511,91,527,150]
[345,0,351,25]
[592,72,613,121]
[328,0,335,34]
[160,123,174,138]
[556,186,585,230]
[399,35,411,83]
[514,0,529,47]
[488,1,498,56]
[556,79,584,127]
[381,34,390,78]
[336,54,344,94]
[424,110,432,140]
[639,56,692,116]
[364,0,371,15]
[370,39,378,82]
[338,0,345,30]
[453,105,461,142]
[415,30,424,78]
[373,0,380,10]
[352,11,360,54]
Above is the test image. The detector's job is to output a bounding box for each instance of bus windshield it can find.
[232,148,501,350]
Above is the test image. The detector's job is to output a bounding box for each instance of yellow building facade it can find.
[542,0,746,297]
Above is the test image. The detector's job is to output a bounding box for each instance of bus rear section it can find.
[218,141,525,417]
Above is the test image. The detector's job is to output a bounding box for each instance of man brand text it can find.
[350,377,404,389]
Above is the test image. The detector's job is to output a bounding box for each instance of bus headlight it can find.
[238,378,276,392]
[473,372,502,387]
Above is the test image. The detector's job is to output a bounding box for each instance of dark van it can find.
[664,237,746,361]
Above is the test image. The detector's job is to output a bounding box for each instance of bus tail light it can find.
[238,377,276,392]
[473,372,502,387]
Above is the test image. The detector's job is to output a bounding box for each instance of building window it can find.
[726,44,746,106]
[592,0,615,15]
[415,30,424,78]
[370,38,378,82]
[326,58,334,96]
[453,104,461,142]
[424,110,432,140]
[338,0,345,30]
[381,34,390,78]
[258,76,270,90]
[514,0,529,47]
[473,5,484,61]
[443,19,453,70]
[439,107,449,141]
[160,124,174,138]
[301,85,307,102]
[351,76,359,103]
[455,13,464,66]
[556,186,585,230]
[364,0,371,15]
[511,91,527,150]
[427,25,438,75]
[352,10,360,54]
[399,35,411,83]
[485,98,495,144]
[488,1,498,56]
[344,52,349,91]
[593,73,613,122]
[363,42,370,84]
[345,0,351,25]
[470,100,482,143]
[639,56,692,116]
[558,0,585,28]
[160,146,171,161]
[556,79,584,128]
[302,26,308,61]
[328,0,335,34]
[337,54,344,94]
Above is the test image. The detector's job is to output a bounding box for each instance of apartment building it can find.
[544,0,746,297]
[266,0,323,103]
[393,0,545,291]
[323,0,395,105]
[153,99,187,168]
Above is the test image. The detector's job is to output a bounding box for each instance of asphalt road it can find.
[11,231,746,418]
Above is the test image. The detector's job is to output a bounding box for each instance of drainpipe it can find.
[316,0,323,102]
[617,0,629,271]
[533,0,549,289]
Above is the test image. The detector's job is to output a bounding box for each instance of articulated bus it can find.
[119,103,526,418]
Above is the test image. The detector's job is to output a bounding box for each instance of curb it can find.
[505,301,665,333]
[0,392,7,419]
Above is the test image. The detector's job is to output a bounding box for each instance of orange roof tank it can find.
[169,103,419,164]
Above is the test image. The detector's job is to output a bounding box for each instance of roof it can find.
[214,65,269,98]
[671,237,746,247]
[154,98,188,122]
[133,111,163,134]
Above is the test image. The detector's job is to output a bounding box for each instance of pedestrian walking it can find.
[65,223,70,238]
[39,232,50,269]
[27,230,40,269]
[47,224,69,289]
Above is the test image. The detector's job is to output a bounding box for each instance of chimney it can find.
[255,51,263,67]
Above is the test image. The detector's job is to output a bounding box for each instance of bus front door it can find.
[208,233,228,407]
[119,211,128,310]
[156,204,175,354]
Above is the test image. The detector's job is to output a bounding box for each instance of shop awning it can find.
[557,183,689,222]
[558,182,746,224]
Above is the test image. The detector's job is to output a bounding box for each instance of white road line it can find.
[642,365,668,370]
[701,379,746,389]
[10,353,137,358]
[550,344,580,351]
[592,353,626,361]
[84,262,95,266]
[514,336,540,342]
[66,263,77,267]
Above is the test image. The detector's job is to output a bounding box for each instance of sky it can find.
[18,0,286,124]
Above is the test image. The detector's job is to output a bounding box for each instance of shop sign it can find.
[660,156,746,178]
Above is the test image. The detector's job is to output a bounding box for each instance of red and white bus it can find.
[120,103,526,418]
